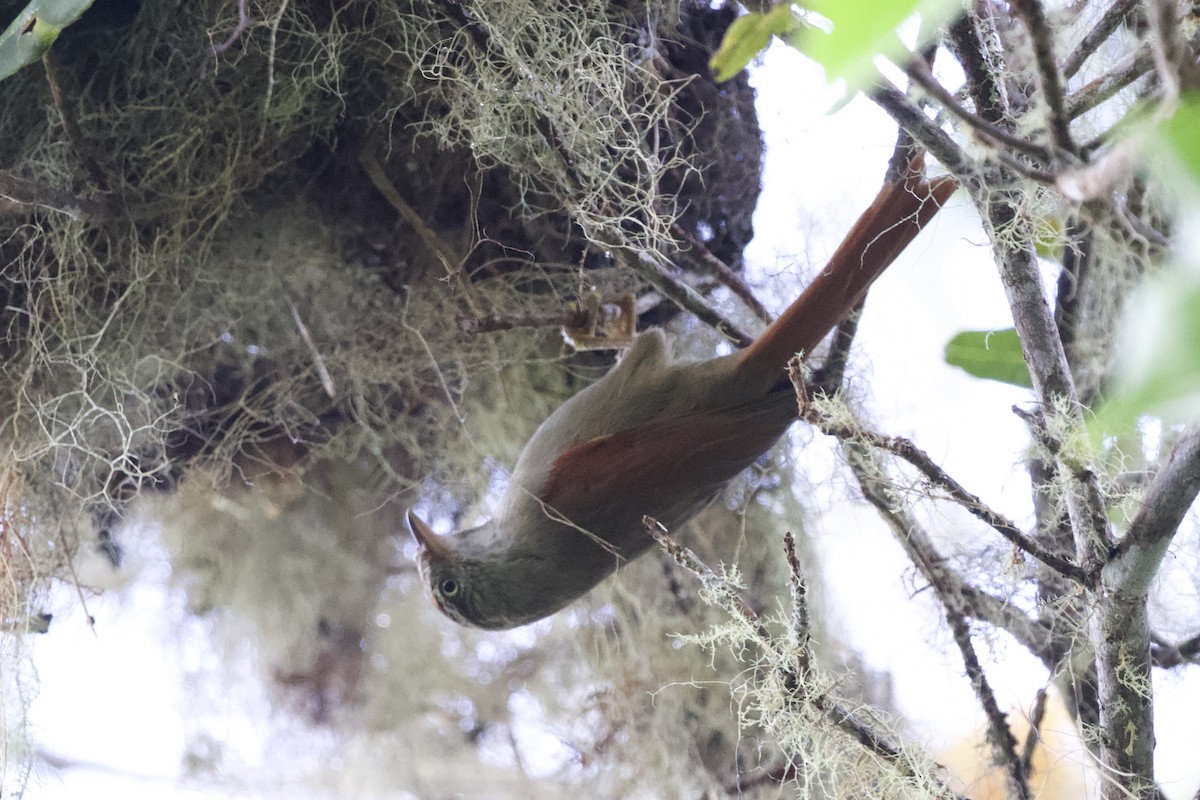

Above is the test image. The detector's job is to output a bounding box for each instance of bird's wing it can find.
[538,391,795,538]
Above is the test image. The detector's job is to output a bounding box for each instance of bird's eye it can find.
[439,578,460,598]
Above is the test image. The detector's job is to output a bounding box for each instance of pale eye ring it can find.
[439,578,460,598]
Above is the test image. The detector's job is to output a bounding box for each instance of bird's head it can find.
[408,511,583,630]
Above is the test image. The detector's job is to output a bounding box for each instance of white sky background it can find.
[21,35,1200,800]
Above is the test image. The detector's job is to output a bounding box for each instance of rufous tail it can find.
[736,163,957,383]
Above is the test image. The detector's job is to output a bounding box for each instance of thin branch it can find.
[0,170,110,221]
[868,84,979,188]
[55,526,96,636]
[670,223,771,324]
[837,436,1031,799]
[645,517,772,643]
[946,14,1008,126]
[41,53,110,192]
[1010,0,1077,155]
[1114,196,1171,250]
[812,129,916,394]
[1019,688,1050,774]
[1063,0,1140,78]
[901,56,1054,164]
[1146,0,1185,101]
[1150,631,1200,669]
[1067,48,1156,119]
[808,304,862,395]
[647,517,968,800]
[989,145,1062,185]
[610,246,753,348]
[959,584,1063,668]
[792,362,1091,585]
[783,531,811,674]
[977,179,1112,577]
[1107,426,1200,596]
[1054,218,1095,401]
[944,602,1032,800]
[359,148,463,273]
[459,308,583,335]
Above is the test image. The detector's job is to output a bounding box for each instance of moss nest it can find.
[0,0,763,630]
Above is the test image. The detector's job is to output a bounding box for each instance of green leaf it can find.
[944,328,1033,388]
[710,5,801,82]
[794,0,961,88]
[1,0,96,82]
[1159,92,1200,185]
[1093,265,1200,436]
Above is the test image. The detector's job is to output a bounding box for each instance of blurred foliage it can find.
[0,0,95,80]
[710,0,960,89]
[1096,93,1200,434]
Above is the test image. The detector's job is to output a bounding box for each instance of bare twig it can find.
[782,532,810,675]
[1146,0,1185,101]
[869,84,979,188]
[460,307,591,335]
[1067,48,1156,119]
[837,439,1031,799]
[1150,631,1200,668]
[902,56,1054,164]
[610,247,753,348]
[360,149,463,273]
[945,603,1032,800]
[670,223,771,323]
[791,361,1091,585]
[1019,688,1050,775]
[288,299,335,399]
[808,303,862,395]
[1054,218,1094,400]
[41,54,110,192]
[55,526,96,636]
[959,584,1063,668]
[1062,0,1140,78]
[1107,426,1200,595]
[1011,0,1077,155]
[0,170,110,221]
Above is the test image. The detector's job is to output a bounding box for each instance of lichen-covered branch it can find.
[792,364,1089,585]
[647,517,967,799]
[841,442,1032,800]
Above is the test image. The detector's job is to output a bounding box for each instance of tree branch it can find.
[1067,47,1156,119]
[868,84,980,188]
[610,246,753,348]
[647,518,969,800]
[1107,426,1200,596]
[1010,0,1077,155]
[1063,0,1140,79]
[670,223,772,324]
[1150,631,1200,669]
[901,55,1053,164]
[840,439,1033,799]
[0,170,110,221]
[792,365,1091,585]
[945,14,1009,126]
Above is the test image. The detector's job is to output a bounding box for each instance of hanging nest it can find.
[0,0,762,653]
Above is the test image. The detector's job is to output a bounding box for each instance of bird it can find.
[409,159,957,630]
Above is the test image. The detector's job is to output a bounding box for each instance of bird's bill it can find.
[407,510,453,561]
